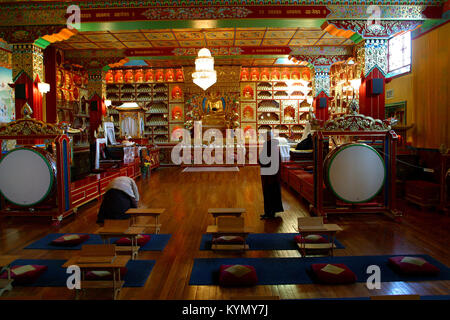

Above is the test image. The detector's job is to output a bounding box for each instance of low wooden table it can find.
[296,224,343,257]
[206,225,253,251]
[63,255,129,300]
[208,208,246,224]
[0,255,20,297]
[125,208,165,234]
[97,226,146,260]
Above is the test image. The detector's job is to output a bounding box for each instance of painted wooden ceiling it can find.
[56,27,352,50]
[54,27,352,66]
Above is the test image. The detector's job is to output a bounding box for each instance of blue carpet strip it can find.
[24,233,171,251]
[189,255,450,285]
[5,259,155,287]
[200,233,344,250]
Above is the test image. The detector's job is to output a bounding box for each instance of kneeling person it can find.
[97,176,140,223]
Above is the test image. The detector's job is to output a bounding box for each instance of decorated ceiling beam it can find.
[0,25,77,49]
[323,20,424,39]
[63,49,127,71]
[0,2,443,30]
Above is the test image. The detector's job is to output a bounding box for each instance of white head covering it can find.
[299,122,312,142]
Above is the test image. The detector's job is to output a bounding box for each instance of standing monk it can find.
[259,130,284,219]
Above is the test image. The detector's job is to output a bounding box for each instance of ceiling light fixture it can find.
[192,48,217,91]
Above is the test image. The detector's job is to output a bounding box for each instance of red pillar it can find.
[359,67,386,119]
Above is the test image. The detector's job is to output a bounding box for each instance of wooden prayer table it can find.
[0,255,20,296]
[206,217,252,251]
[296,217,343,257]
[208,208,246,224]
[97,225,146,260]
[63,245,129,300]
[125,208,165,234]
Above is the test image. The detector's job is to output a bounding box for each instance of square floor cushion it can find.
[212,236,245,244]
[388,256,440,276]
[50,234,90,246]
[311,263,357,284]
[219,265,258,287]
[115,234,151,246]
[294,234,329,244]
[84,267,127,281]
[0,265,48,285]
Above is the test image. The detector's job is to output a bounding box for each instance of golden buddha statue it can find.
[203,96,226,127]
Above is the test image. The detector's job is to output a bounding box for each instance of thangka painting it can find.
[0,67,14,123]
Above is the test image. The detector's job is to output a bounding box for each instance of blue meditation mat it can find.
[189,254,450,285]
[24,233,171,251]
[199,233,344,250]
[6,259,155,287]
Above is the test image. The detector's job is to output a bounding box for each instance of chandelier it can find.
[192,48,217,90]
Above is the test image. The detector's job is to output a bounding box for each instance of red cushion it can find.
[0,265,48,284]
[388,256,440,276]
[115,234,151,246]
[294,234,328,244]
[311,263,357,284]
[212,236,245,244]
[50,234,90,246]
[84,267,127,281]
[219,265,258,287]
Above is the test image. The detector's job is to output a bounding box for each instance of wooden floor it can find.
[0,166,449,300]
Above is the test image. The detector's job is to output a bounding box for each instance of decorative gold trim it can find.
[323,112,391,131]
[0,118,63,136]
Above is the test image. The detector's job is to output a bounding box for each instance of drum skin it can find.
[0,147,57,207]
[324,143,385,203]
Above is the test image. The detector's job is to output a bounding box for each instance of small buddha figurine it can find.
[243,107,253,120]
[172,108,182,120]
[166,70,174,82]
[240,69,249,81]
[176,69,184,82]
[250,68,259,81]
[135,70,144,83]
[125,70,134,83]
[156,70,164,82]
[115,70,123,83]
[292,72,300,80]
[145,70,154,82]
[271,70,280,80]
[261,68,269,81]
[243,86,253,99]
[172,86,182,100]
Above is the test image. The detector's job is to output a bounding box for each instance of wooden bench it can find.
[63,244,129,300]
[126,208,165,234]
[206,217,252,251]
[0,255,20,297]
[97,220,145,259]
[208,208,245,224]
[296,217,342,257]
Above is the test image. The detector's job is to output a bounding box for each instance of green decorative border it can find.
[0,147,55,207]
[325,143,386,204]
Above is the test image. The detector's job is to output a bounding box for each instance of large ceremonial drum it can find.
[324,143,385,203]
[0,147,57,206]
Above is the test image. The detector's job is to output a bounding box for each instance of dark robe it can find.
[96,188,138,223]
[295,133,313,150]
[259,139,284,217]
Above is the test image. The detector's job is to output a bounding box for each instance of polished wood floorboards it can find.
[0,166,449,300]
